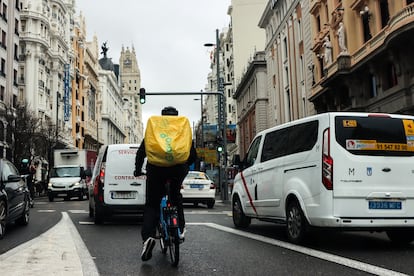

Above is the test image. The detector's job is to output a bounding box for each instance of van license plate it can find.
[368,201,401,210]
[111,191,136,199]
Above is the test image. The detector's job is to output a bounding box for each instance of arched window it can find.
[0,121,4,141]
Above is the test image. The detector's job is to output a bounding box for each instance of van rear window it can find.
[335,116,414,156]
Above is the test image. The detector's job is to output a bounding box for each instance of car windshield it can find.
[50,167,81,177]
[185,172,209,180]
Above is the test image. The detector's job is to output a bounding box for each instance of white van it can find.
[89,144,146,224]
[232,112,414,244]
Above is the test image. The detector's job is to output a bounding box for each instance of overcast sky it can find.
[75,0,231,129]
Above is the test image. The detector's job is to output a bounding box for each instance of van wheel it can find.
[94,205,104,224]
[207,200,215,209]
[89,205,94,218]
[386,229,414,245]
[286,200,308,244]
[232,196,251,228]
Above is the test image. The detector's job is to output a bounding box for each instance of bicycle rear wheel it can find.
[168,227,180,267]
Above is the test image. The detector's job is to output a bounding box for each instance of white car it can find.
[181,171,215,208]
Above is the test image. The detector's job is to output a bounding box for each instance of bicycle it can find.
[156,179,181,267]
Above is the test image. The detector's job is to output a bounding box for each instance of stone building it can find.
[309,0,414,115]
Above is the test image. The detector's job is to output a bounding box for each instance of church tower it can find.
[119,45,144,141]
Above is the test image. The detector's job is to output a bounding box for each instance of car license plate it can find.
[111,191,136,199]
[190,184,203,189]
[368,201,401,210]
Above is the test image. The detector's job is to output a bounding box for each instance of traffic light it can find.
[139,88,146,104]
[216,135,223,152]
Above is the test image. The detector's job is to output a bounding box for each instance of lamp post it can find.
[193,92,204,148]
[205,29,228,201]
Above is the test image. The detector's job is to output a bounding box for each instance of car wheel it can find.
[16,200,30,226]
[0,200,6,239]
[232,196,251,228]
[48,195,54,202]
[286,200,308,244]
[207,200,215,209]
[386,228,414,245]
[94,204,104,224]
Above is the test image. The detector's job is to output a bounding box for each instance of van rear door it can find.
[103,145,146,206]
[331,114,414,217]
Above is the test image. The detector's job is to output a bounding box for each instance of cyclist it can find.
[134,106,197,262]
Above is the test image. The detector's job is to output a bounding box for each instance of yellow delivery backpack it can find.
[145,115,192,167]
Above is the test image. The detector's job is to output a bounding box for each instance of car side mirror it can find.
[7,174,22,182]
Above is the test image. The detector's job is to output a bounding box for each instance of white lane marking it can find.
[187,222,408,276]
[68,210,88,214]
[79,221,94,225]
[36,209,56,212]
[185,211,232,215]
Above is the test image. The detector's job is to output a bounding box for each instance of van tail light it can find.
[322,128,333,190]
[93,168,105,202]
[210,182,215,189]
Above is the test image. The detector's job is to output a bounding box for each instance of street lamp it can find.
[193,92,204,148]
[205,29,229,201]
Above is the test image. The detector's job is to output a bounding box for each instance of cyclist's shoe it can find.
[141,237,156,261]
[179,227,187,242]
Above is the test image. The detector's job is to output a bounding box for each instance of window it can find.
[369,73,377,98]
[384,62,398,89]
[245,136,261,168]
[335,116,414,156]
[0,58,5,75]
[380,0,390,28]
[261,128,288,161]
[1,30,6,48]
[261,120,318,162]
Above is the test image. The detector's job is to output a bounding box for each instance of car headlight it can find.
[48,182,52,187]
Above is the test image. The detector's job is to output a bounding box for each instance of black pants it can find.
[141,164,188,241]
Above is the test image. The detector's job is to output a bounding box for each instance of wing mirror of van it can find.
[232,154,245,170]
[84,168,92,178]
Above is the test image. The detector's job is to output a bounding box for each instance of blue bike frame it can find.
[159,194,181,241]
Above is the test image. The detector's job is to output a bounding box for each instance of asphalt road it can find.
[1,196,413,275]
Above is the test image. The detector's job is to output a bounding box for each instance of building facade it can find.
[0,0,21,161]
[259,0,314,128]
[83,34,101,152]
[19,0,75,149]
[119,45,143,143]
[98,47,125,146]
[309,0,414,115]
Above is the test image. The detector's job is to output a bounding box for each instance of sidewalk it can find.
[0,212,99,276]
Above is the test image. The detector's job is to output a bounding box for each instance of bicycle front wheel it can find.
[168,227,180,267]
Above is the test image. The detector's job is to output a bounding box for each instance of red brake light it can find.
[322,128,333,190]
[210,182,215,189]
